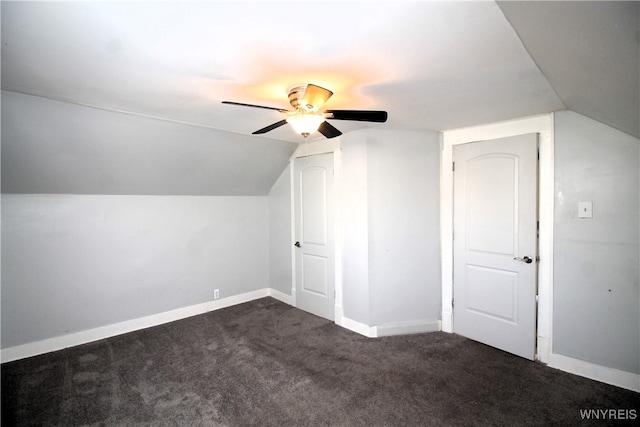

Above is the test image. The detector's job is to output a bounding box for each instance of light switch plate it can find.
[578,201,593,218]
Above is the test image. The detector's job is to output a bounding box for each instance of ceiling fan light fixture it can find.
[286,113,325,137]
[222,83,387,139]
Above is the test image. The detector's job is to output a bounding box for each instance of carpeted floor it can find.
[2,297,638,426]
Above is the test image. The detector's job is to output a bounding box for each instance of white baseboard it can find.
[339,316,377,338]
[376,320,440,337]
[268,288,294,306]
[334,307,376,337]
[1,288,285,364]
[548,353,640,392]
[7,294,635,394]
[336,308,439,339]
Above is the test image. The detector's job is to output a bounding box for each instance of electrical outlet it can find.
[213,289,220,300]
[578,201,593,218]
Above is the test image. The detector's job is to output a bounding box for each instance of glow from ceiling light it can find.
[286,113,325,137]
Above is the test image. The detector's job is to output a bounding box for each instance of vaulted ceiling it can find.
[1,1,638,195]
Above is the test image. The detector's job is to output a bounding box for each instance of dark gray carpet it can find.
[2,297,638,426]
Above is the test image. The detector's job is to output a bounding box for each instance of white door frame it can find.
[289,138,343,322]
[441,114,554,363]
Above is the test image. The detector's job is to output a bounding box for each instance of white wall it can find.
[1,194,269,348]
[341,132,372,325]
[341,129,442,330]
[366,130,442,327]
[0,90,293,356]
[268,164,293,295]
[553,111,639,375]
[1,90,296,196]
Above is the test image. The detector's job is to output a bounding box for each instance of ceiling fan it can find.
[222,84,388,139]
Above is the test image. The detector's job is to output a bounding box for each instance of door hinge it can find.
[452,161,455,172]
[451,298,454,308]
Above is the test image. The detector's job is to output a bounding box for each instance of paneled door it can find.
[294,153,335,321]
[453,134,538,360]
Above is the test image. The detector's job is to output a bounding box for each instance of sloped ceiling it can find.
[498,0,639,139]
[1,1,638,195]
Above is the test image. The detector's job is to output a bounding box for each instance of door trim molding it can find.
[441,113,554,363]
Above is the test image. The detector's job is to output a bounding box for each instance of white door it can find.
[453,133,538,360]
[294,153,335,321]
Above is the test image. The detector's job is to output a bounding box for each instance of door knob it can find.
[513,256,533,264]
[294,241,301,248]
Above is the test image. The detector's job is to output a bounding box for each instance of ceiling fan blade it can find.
[301,84,334,110]
[222,101,289,113]
[252,120,288,134]
[325,110,388,122]
[318,121,342,139]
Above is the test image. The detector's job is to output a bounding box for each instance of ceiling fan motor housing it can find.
[288,85,314,111]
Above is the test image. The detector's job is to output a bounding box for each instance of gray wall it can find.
[1,90,296,196]
[1,194,269,348]
[341,129,442,327]
[0,91,284,350]
[268,164,293,295]
[553,110,639,374]
[341,132,372,324]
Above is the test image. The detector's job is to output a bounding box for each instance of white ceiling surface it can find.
[498,1,639,139]
[1,1,638,195]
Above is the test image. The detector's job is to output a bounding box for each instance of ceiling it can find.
[1,1,638,195]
